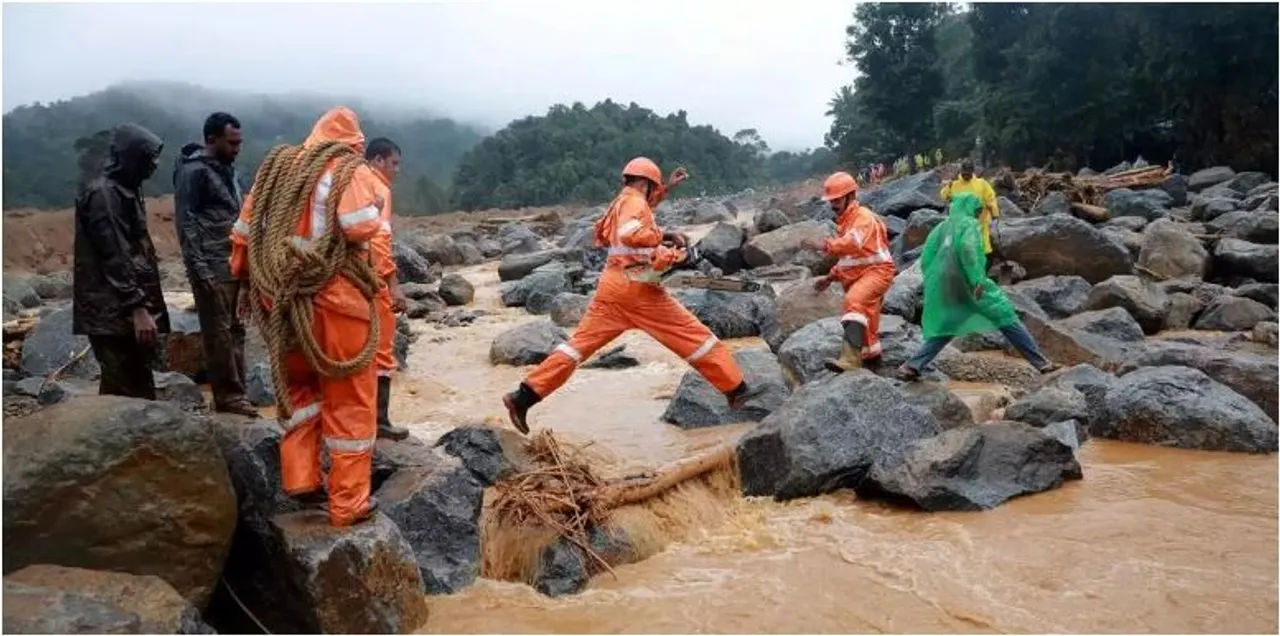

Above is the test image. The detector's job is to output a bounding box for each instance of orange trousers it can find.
[279,306,378,526]
[837,265,896,360]
[525,267,744,398]
[375,289,396,377]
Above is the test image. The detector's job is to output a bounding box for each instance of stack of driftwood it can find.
[1004,164,1171,221]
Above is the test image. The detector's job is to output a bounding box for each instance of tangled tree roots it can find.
[1001,165,1170,210]
[490,430,737,575]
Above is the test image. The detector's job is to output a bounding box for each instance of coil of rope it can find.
[244,140,382,419]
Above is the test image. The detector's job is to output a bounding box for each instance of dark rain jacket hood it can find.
[105,123,164,189]
[173,141,245,282]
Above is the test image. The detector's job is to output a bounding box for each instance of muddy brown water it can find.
[389,263,1276,634]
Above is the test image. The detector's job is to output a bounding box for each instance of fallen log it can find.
[3,317,39,342]
[1069,202,1110,223]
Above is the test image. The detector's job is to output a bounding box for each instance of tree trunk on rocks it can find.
[3,397,237,609]
[3,565,213,634]
[862,421,1083,511]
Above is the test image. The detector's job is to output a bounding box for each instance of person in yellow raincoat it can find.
[940,159,999,254]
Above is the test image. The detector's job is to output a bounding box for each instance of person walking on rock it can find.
[802,171,896,372]
[365,137,411,441]
[502,157,757,434]
[174,112,258,417]
[230,107,385,527]
[940,159,1000,256]
[73,123,170,400]
[896,193,1058,381]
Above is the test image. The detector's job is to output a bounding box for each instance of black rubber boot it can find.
[376,377,410,441]
[725,380,765,410]
[825,322,866,373]
[503,382,541,435]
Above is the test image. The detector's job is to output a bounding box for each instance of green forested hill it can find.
[2,81,487,213]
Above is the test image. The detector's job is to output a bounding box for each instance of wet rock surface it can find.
[3,565,213,634]
[662,347,791,429]
[490,320,568,366]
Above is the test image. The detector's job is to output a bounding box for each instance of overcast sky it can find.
[2,1,856,151]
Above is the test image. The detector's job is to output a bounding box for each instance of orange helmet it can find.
[622,157,663,185]
[822,171,858,201]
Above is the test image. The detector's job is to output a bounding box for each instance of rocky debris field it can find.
[2,164,1277,629]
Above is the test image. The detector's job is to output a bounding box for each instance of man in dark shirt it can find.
[174,112,258,417]
[73,123,170,399]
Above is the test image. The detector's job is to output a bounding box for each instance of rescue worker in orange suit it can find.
[365,137,411,441]
[230,107,384,526]
[502,158,757,434]
[802,172,897,372]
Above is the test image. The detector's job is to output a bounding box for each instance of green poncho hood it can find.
[919,192,1019,339]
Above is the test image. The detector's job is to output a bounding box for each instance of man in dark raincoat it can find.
[174,112,258,416]
[896,193,1059,381]
[72,123,170,399]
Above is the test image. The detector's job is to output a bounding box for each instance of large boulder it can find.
[755,208,792,234]
[1193,295,1277,332]
[897,381,973,430]
[1117,341,1277,421]
[1236,282,1279,309]
[1214,238,1278,283]
[393,239,437,284]
[19,308,99,379]
[859,171,946,218]
[742,219,835,273]
[152,371,206,410]
[901,209,945,250]
[498,249,579,282]
[1101,366,1277,452]
[1099,226,1145,261]
[1187,166,1236,192]
[1005,386,1092,433]
[776,317,843,387]
[1019,312,1132,369]
[436,426,536,486]
[1033,191,1073,217]
[863,422,1082,511]
[998,215,1134,283]
[694,222,746,274]
[438,274,475,306]
[1039,363,1116,429]
[675,288,777,340]
[489,320,567,366]
[882,260,925,321]
[1085,275,1169,334]
[1102,188,1173,221]
[3,565,211,634]
[1163,292,1205,330]
[3,397,237,608]
[736,372,941,501]
[500,267,571,313]
[1223,171,1272,195]
[1160,174,1189,207]
[765,279,845,352]
[691,201,734,224]
[498,224,544,256]
[1011,275,1091,319]
[376,447,485,594]
[1138,220,1211,279]
[660,348,791,429]
[412,232,466,265]
[1190,196,1239,222]
[1208,209,1279,244]
[549,292,590,328]
[3,274,41,310]
[1058,307,1146,343]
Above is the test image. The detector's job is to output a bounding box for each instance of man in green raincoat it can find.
[896,193,1059,381]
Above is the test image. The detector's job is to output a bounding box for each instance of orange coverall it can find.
[369,172,397,379]
[823,201,897,360]
[523,185,744,398]
[230,106,385,527]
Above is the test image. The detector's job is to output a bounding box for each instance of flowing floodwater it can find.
[395,263,1277,634]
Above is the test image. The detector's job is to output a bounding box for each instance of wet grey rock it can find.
[1005,386,1091,434]
[998,215,1134,283]
[1102,366,1277,452]
[897,380,973,430]
[501,268,571,313]
[4,397,237,608]
[1118,341,1278,423]
[1139,219,1210,279]
[489,320,567,366]
[691,201,734,224]
[1160,174,1189,207]
[1017,312,1132,370]
[695,222,746,274]
[766,279,845,352]
[863,421,1082,511]
[661,347,790,429]
[1099,226,1145,261]
[1163,293,1205,330]
[742,219,836,274]
[392,239,435,284]
[902,209,945,250]
[675,288,777,340]
[858,170,946,218]
[1040,363,1116,430]
[755,208,792,234]
[436,426,534,486]
[883,259,925,322]
[1190,196,1239,222]
[1011,275,1091,319]
[4,274,41,310]
[737,371,941,501]
[3,565,213,634]
[1253,321,1278,347]
[1194,296,1277,332]
[582,345,640,370]
[1059,307,1145,343]
[12,377,72,406]
[27,271,73,301]
[245,362,276,407]
[478,238,503,258]
[1042,420,1082,452]
[1214,238,1278,283]
[1208,209,1279,244]
[1107,216,1150,232]
[549,293,590,328]
[1188,166,1236,192]
[1033,191,1072,217]
[1223,171,1271,195]
[409,232,467,265]
[19,308,99,380]
[1103,188,1173,221]
[997,196,1027,218]
[438,274,475,306]
[152,372,205,411]
[533,525,636,598]
[457,239,485,266]
[498,249,575,282]
[776,317,843,387]
[376,450,485,594]
[399,282,435,301]
[1085,275,1170,334]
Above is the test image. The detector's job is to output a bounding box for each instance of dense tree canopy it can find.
[449,101,829,211]
[826,3,1278,174]
[2,82,485,212]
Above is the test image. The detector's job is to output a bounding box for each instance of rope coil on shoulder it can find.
[244,141,383,419]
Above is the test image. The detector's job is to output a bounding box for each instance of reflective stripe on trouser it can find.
[278,306,378,526]
[839,267,896,360]
[524,270,744,397]
[374,289,396,376]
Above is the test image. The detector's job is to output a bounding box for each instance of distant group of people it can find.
[855,149,946,187]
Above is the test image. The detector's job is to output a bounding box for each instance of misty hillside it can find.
[2,81,487,211]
